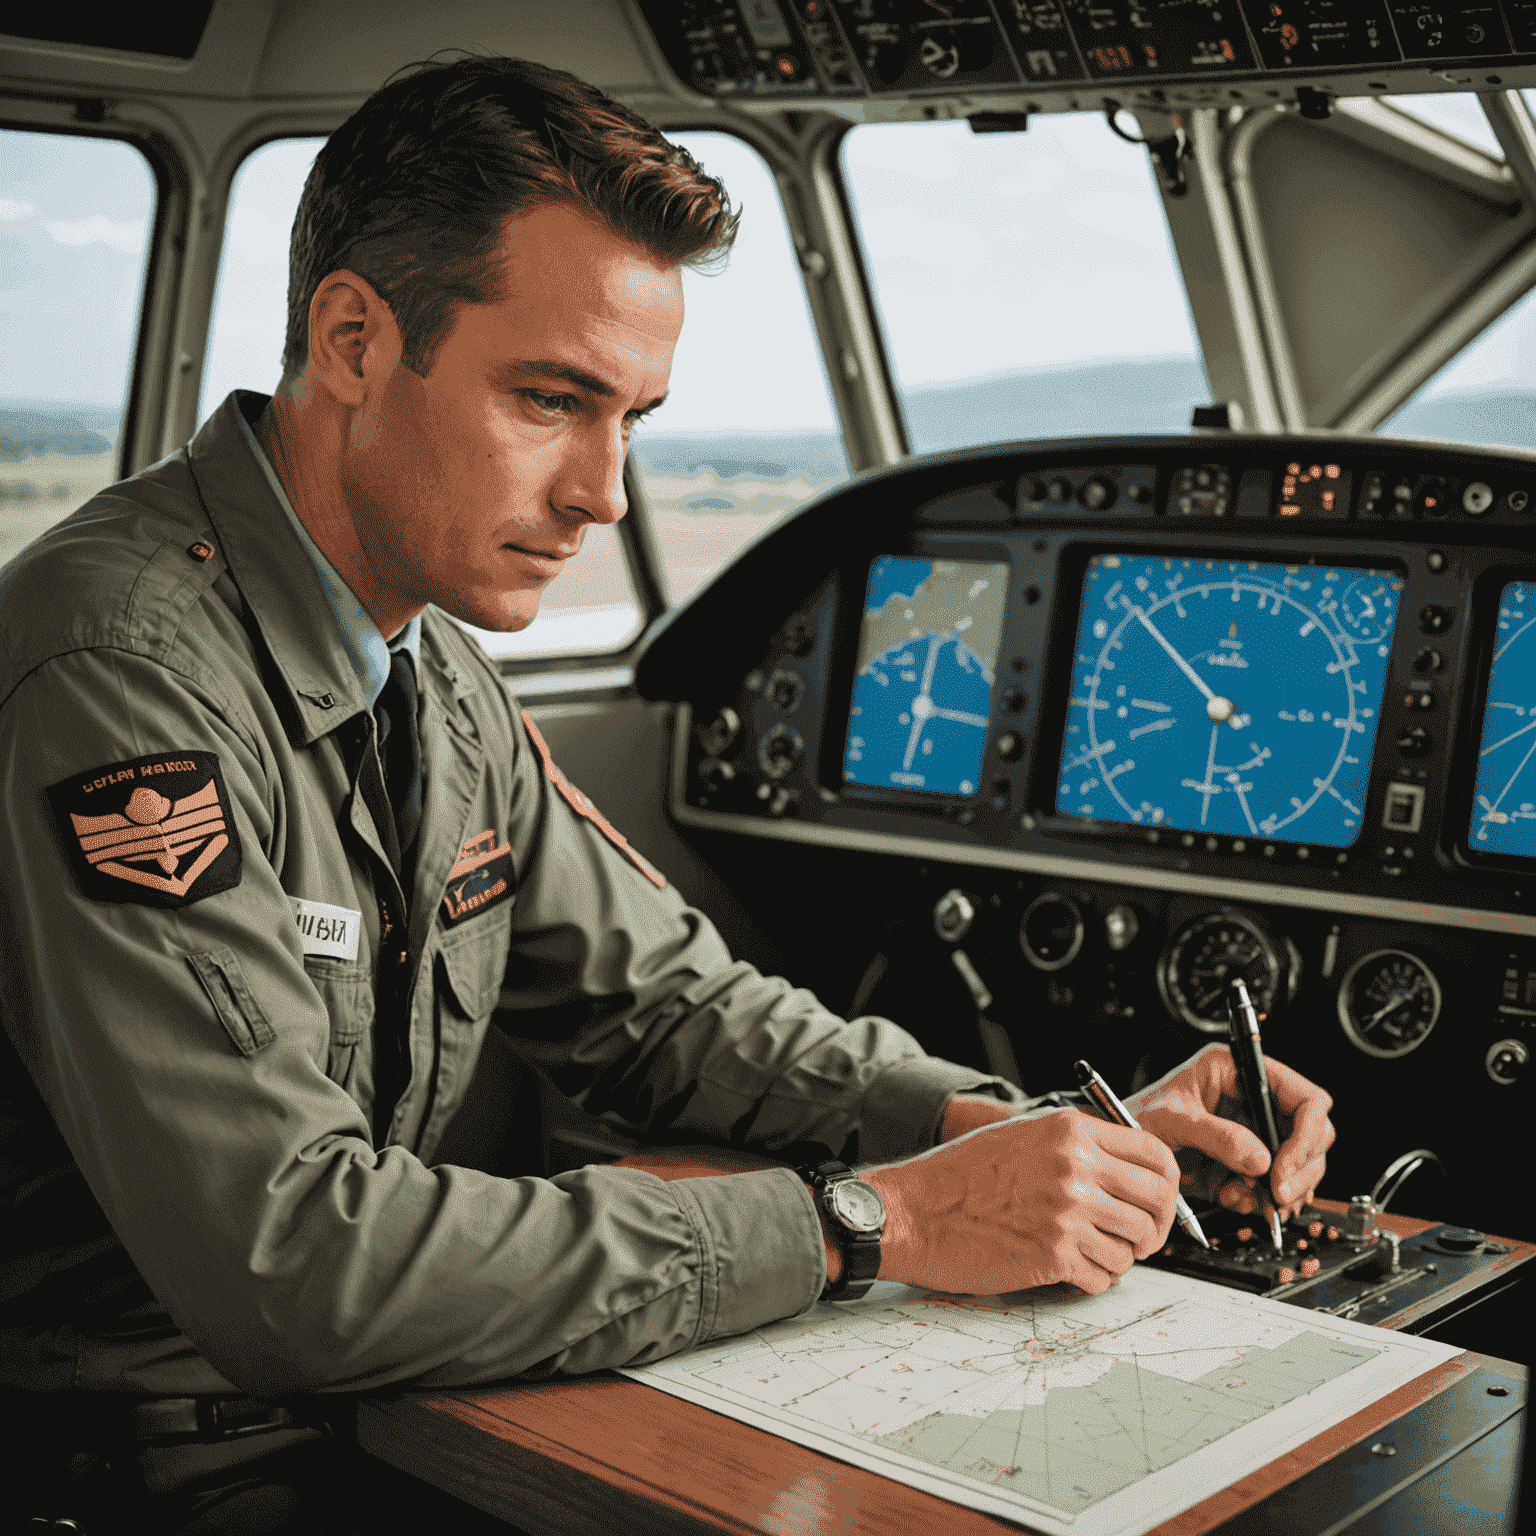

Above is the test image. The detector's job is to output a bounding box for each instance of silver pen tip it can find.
[1269,1208,1283,1251]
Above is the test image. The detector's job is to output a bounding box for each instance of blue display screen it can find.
[1470,580,1536,858]
[844,555,1010,796]
[1057,555,1399,847]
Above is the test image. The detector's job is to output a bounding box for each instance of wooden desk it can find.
[358,1154,1530,1535]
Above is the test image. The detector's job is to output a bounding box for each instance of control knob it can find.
[1020,893,1084,972]
[1486,1038,1527,1085]
[698,707,740,757]
[933,889,976,945]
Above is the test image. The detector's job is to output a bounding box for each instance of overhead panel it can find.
[252,0,661,100]
[635,0,1536,110]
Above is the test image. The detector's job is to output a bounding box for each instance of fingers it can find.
[1087,1117,1183,1188]
[1262,1056,1336,1207]
[1073,1226,1137,1293]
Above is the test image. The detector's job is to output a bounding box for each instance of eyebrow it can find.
[498,359,668,414]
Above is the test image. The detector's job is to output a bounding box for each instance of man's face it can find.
[340,201,684,633]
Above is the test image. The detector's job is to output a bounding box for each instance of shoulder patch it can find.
[520,710,666,889]
[48,750,242,909]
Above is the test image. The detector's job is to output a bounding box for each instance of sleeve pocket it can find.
[187,947,276,1056]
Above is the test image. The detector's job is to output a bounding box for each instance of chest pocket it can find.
[303,956,375,1090]
[436,919,510,1026]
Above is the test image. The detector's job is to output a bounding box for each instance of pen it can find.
[1073,1059,1210,1250]
[1224,978,1285,1254]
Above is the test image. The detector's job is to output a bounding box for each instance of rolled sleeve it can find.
[858,1058,1029,1163]
[520,1166,824,1378]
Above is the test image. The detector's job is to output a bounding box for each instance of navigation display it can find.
[1057,555,1399,847]
[843,556,1009,797]
[1469,580,1536,858]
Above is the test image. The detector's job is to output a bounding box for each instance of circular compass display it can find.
[1469,580,1536,857]
[1057,556,1400,846]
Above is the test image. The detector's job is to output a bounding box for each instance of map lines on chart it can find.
[621,1267,1458,1536]
[1472,580,1536,853]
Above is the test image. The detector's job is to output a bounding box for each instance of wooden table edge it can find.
[358,1347,1526,1536]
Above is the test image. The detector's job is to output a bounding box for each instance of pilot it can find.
[0,54,1335,1532]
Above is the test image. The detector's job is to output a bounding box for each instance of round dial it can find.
[1060,556,1397,843]
[1337,950,1441,1059]
[1159,911,1286,1034]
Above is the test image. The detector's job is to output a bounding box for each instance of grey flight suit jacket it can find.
[0,392,1021,1399]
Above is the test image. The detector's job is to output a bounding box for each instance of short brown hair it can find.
[282,54,738,378]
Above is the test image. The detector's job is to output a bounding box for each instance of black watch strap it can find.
[797,1158,884,1303]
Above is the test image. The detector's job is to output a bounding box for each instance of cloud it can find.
[42,215,147,255]
[0,198,38,222]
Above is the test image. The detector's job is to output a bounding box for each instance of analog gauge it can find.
[1337,950,1441,1059]
[1159,911,1289,1033]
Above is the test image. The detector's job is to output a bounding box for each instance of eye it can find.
[524,390,576,417]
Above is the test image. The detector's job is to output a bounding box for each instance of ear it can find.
[305,270,401,407]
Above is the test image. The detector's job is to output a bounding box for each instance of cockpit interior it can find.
[3,3,1533,1531]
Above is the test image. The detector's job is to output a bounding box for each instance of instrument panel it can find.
[634,433,1536,1177]
[639,0,1536,107]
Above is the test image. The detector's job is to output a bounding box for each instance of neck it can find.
[254,385,424,639]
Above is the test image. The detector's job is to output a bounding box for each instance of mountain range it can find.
[8,360,1536,481]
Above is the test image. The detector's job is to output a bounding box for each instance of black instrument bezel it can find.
[820,533,1014,811]
[1024,537,1414,856]
[1445,562,1536,878]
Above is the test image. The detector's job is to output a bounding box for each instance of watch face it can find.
[829,1179,886,1233]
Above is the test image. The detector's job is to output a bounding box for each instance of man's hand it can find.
[863,1110,1180,1296]
[1125,1043,1336,1222]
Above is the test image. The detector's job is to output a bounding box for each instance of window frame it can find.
[0,109,175,483]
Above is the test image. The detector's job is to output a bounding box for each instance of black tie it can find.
[373,649,422,894]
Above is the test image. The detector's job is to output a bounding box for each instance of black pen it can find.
[1225,978,1285,1254]
[1073,1059,1210,1250]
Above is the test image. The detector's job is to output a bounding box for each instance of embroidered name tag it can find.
[292,898,361,960]
[441,829,515,929]
[49,750,243,910]
[520,711,666,889]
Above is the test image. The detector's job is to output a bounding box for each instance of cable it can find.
[1370,1148,1445,1214]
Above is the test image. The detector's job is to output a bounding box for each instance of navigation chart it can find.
[843,556,1009,796]
[623,1267,1458,1536]
[1057,555,1399,847]
[1472,579,1536,856]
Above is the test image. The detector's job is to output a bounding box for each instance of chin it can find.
[442,592,542,634]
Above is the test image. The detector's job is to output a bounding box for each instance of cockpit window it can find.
[839,116,1210,454]
[627,131,849,606]
[1,129,155,570]
[1379,281,1536,451]
[1387,91,1504,157]
[1375,93,1536,452]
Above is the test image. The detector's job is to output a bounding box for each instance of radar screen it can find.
[843,555,1009,797]
[1057,555,1399,847]
[1470,580,1536,858]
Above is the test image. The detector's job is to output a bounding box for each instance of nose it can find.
[553,419,629,527]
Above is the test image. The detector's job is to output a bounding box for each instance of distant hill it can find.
[0,400,118,463]
[633,357,1213,485]
[901,355,1211,450]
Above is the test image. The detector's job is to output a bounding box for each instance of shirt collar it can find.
[236,408,420,711]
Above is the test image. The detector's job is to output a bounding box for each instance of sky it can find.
[0,130,155,409]
[4,90,1535,433]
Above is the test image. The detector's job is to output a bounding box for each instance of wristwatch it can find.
[797,1157,885,1302]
